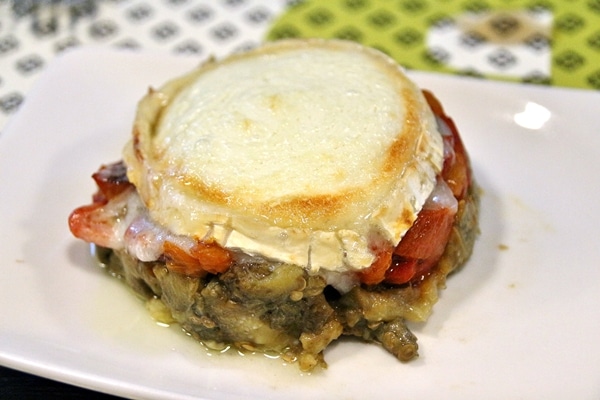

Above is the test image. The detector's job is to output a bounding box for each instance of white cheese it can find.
[123,39,443,273]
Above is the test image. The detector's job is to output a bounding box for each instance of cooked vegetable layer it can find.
[97,181,478,371]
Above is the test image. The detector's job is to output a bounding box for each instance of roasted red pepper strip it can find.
[385,206,456,285]
[359,90,471,286]
[163,239,233,277]
[423,90,472,201]
[357,242,395,285]
[91,161,132,202]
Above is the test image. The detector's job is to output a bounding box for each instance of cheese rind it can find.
[123,39,443,272]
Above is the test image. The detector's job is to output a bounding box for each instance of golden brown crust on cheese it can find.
[129,42,433,224]
[123,39,443,271]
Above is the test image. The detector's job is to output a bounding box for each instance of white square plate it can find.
[1,47,599,399]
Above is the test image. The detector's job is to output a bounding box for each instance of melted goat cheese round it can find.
[123,39,444,273]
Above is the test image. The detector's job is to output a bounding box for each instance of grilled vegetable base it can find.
[97,183,479,371]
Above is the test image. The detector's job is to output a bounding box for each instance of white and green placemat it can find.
[267,0,600,89]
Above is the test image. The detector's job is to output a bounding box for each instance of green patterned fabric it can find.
[267,0,600,90]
